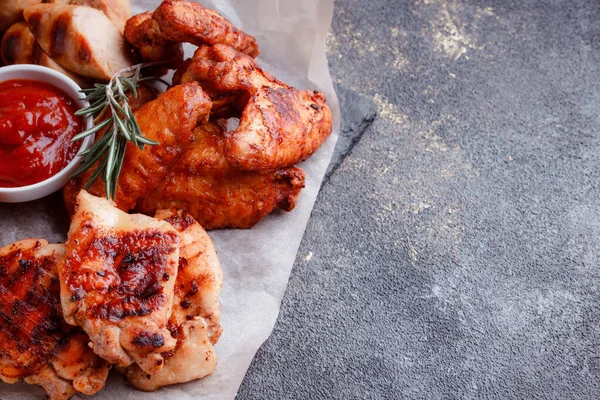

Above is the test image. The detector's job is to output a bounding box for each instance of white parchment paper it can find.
[0,0,340,399]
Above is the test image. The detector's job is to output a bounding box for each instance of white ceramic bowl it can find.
[0,65,94,203]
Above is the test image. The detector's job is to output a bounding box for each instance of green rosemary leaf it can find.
[85,156,108,190]
[72,61,165,200]
[71,118,112,142]
[135,135,159,146]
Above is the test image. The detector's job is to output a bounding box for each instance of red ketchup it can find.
[0,79,83,188]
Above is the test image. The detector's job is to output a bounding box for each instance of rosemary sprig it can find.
[72,62,164,200]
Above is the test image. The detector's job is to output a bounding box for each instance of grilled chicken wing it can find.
[0,21,89,87]
[59,190,180,375]
[23,4,136,80]
[137,121,306,230]
[125,209,222,390]
[63,82,211,215]
[0,239,109,400]
[0,0,42,34]
[45,0,132,33]
[178,44,332,170]
[151,0,259,58]
[123,11,183,74]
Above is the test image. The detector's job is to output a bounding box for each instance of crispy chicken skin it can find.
[178,44,333,170]
[59,191,180,375]
[23,4,136,80]
[137,121,306,230]
[0,21,89,87]
[0,239,109,400]
[0,0,42,34]
[63,82,211,215]
[125,209,223,391]
[152,0,259,58]
[44,0,132,33]
[124,11,183,67]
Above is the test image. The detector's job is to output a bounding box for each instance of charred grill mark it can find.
[180,299,192,309]
[27,14,42,38]
[164,211,196,230]
[50,14,70,58]
[131,332,165,348]
[66,230,179,321]
[1,34,19,65]
[0,247,66,378]
[188,280,199,296]
[77,40,92,62]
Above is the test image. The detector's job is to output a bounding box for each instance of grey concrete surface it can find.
[237,0,600,399]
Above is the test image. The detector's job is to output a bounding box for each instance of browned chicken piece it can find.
[0,0,42,34]
[59,190,181,376]
[0,21,90,87]
[23,4,136,80]
[0,239,110,400]
[63,82,211,215]
[137,121,306,230]
[126,209,223,391]
[123,11,183,75]
[44,0,132,33]
[178,44,333,170]
[152,0,259,58]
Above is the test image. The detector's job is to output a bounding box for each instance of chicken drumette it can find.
[176,44,333,171]
[137,121,306,230]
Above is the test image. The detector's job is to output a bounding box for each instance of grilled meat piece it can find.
[0,21,89,87]
[151,0,259,58]
[23,4,136,80]
[63,82,212,215]
[59,191,181,375]
[124,11,183,69]
[0,0,42,34]
[125,209,222,390]
[44,0,132,33]
[178,44,332,170]
[0,239,109,400]
[137,121,306,230]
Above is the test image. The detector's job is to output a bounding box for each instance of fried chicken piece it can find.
[178,44,333,170]
[0,0,42,34]
[63,82,211,215]
[124,11,183,69]
[0,239,109,400]
[152,0,259,58]
[45,0,132,33]
[59,190,180,375]
[125,209,222,391]
[137,122,306,230]
[0,21,90,87]
[23,4,136,80]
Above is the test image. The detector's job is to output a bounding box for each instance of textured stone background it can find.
[238,0,600,398]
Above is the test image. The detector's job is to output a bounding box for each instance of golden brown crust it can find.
[137,122,306,230]
[180,44,333,170]
[124,11,183,70]
[0,240,109,399]
[63,82,212,215]
[152,0,259,58]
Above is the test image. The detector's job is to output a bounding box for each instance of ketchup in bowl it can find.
[0,79,83,188]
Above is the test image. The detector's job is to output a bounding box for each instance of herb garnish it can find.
[72,62,163,200]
